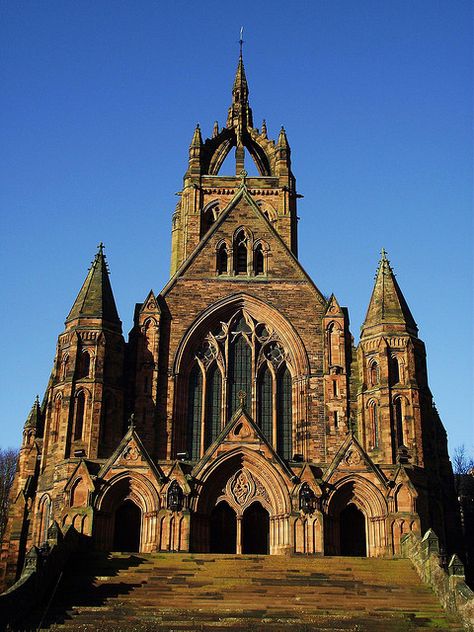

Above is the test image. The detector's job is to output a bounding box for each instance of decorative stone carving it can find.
[228,468,269,507]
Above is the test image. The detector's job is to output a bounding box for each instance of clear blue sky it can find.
[1,1,472,455]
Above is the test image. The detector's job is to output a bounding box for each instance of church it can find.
[1,51,460,589]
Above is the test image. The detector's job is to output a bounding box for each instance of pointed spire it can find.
[232,50,249,104]
[261,119,267,138]
[278,126,289,149]
[24,395,41,429]
[190,123,202,148]
[66,243,121,327]
[362,250,417,336]
[212,121,219,138]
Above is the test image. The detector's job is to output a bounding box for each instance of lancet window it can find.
[394,397,404,447]
[74,390,86,441]
[368,400,379,449]
[184,310,293,461]
[234,230,248,274]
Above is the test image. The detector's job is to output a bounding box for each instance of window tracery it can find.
[184,310,293,460]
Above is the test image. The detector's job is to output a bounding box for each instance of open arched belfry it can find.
[1,52,460,588]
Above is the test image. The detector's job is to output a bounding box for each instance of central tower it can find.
[170,52,298,275]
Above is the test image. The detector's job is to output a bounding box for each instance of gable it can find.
[192,407,294,482]
[162,186,326,306]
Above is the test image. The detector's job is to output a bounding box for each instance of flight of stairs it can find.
[25,552,461,631]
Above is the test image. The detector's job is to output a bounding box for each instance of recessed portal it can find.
[340,504,366,556]
[242,502,269,554]
[210,501,237,553]
[113,500,141,552]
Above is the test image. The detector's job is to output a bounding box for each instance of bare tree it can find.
[0,448,19,540]
[452,445,474,475]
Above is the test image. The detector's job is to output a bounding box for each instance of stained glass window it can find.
[228,335,252,416]
[258,365,273,442]
[187,364,203,460]
[277,366,292,459]
[205,363,222,450]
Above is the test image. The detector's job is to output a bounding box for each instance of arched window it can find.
[201,202,218,236]
[204,363,222,450]
[228,333,252,417]
[394,397,404,446]
[327,322,342,367]
[234,230,248,274]
[390,356,400,386]
[368,400,379,449]
[257,364,273,443]
[254,243,264,275]
[186,364,203,460]
[369,361,379,387]
[39,496,51,545]
[217,243,228,274]
[277,365,292,460]
[78,351,90,379]
[62,355,70,380]
[53,395,61,442]
[74,391,86,441]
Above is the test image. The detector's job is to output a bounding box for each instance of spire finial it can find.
[238,390,247,409]
[381,247,388,260]
[35,394,40,406]
[128,412,135,430]
[239,26,244,58]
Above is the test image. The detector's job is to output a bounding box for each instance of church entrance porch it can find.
[323,479,388,557]
[113,500,141,552]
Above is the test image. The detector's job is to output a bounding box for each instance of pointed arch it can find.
[201,200,220,237]
[369,360,379,387]
[257,363,273,443]
[74,390,86,441]
[205,362,222,450]
[216,240,229,275]
[187,363,203,460]
[367,399,380,450]
[228,332,252,417]
[277,364,292,460]
[234,228,249,274]
[77,350,91,379]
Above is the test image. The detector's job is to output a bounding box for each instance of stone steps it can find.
[24,552,462,631]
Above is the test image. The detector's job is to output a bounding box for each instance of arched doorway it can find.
[210,502,236,553]
[113,500,141,551]
[242,502,269,554]
[340,504,366,556]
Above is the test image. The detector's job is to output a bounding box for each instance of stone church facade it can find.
[1,54,460,589]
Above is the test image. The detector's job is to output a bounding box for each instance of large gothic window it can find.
[183,310,294,461]
[187,364,203,460]
[277,366,292,459]
[205,363,222,449]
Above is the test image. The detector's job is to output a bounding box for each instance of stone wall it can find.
[401,529,474,630]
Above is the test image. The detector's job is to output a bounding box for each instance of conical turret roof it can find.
[66,243,121,326]
[361,249,417,336]
[24,395,41,430]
